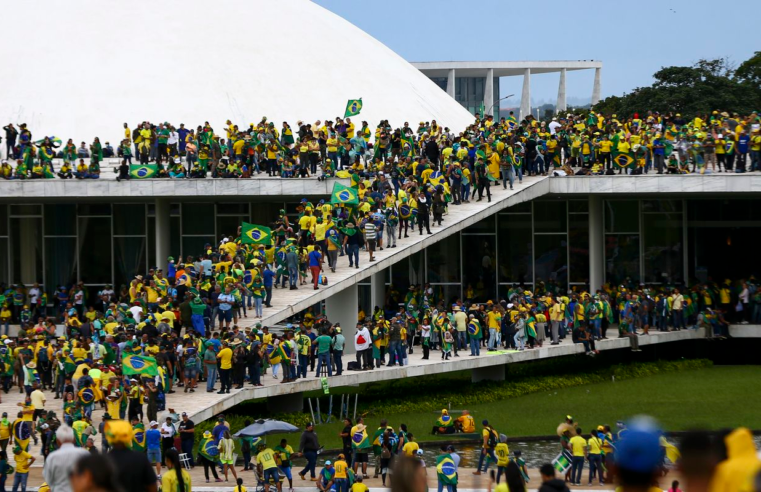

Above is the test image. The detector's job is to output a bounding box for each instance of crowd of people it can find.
[2,109,760,181]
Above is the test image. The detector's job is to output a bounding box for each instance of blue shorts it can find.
[278,466,292,480]
[218,309,233,322]
[264,468,280,483]
[147,448,161,464]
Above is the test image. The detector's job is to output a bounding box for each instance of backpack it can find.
[588,304,599,316]
[487,428,498,448]
[37,348,50,364]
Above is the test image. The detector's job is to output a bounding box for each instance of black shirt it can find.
[341,425,351,448]
[108,448,157,492]
[178,419,195,442]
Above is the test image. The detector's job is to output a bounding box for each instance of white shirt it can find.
[420,325,431,339]
[29,288,40,304]
[129,305,143,322]
[548,121,561,135]
[160,422,176,439]
[168,131,179,145]
[74,290,84,305]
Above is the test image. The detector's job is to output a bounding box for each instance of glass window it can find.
[114,237,147,289]
[430,284,463,307]
[182,236,215,260]
[0,205,7,236]
[605,234,640,285]
[427,234,460,283]
[463,215,494,234]
[642,200,682,213]
[113,204,147,236]
[10,218,43,285]
[568,200,589,214]
[45,237,77,291]
[77,203,111,216]
[569,215,590,285]
[0,238,8,286]
[217,216,244,242]
[170,216,180,262]
[643,213,683,283]
[44,204,76,236]
[533,201,567,233]
[217,203,249,215]
[78,217,112,284]
[503,201,531,214]
[182,203,214,235]
[462,235,496,302]
[497,214,533,284]
[605,200,639,233]
[10,204,42,216]
[534,235,568,289]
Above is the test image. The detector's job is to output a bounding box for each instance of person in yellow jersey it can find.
[333,453,349,492]
[568,427,587,486]
[350,475,368,492]
[587,428,605,486]
[162,449,192,492]
[402,433,419,456]
[216,341,234,394]
[494,434,510,483]
[256,442,281,492]
[455,410,475,433]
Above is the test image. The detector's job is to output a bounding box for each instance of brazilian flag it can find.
[241,223,272,245]
[132,423,146,452]
[78,387,95,405]
[198,436,220,462]
[129,163,158,179]
[122,354,159,377]
[436,455,458,485]
[351,426,370,450]
[13,420,32,451]
[331,182,359,206]
[44,167,56,179]
[344,98,363,118]
[614,153,634,170]
[468,320,482,339]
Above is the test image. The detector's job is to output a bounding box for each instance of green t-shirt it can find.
[315,335,332,354]
[158,129,170,144]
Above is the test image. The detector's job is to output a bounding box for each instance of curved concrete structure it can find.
[1,0,473,145]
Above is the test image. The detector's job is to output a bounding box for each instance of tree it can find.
[593,55,761,119]
[735,51,761,87]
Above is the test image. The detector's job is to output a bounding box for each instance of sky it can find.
[314,0,759,108]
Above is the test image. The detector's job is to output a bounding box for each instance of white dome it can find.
[0,0,473,145]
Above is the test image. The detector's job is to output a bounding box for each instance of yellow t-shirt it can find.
[588,436,603,455]
[402,441,420,457]
[351,484,369,492]
[334,459,349,478]
[14,450,33,473]
[487,311,502,330]
[218,347,233,370]
[257,448,278,470]
[617,141,631,154]
[570,435,587,456]
[161,468,191,492]
[495,442,510,466]
[161,311,176,328]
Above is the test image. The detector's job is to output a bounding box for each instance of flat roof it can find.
[411,60,602,77]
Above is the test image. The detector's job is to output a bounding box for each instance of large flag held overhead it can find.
[241,222,272,245]
[331,182,359,206]
[129,163,159,179]
[344,98,363,118]
[122,354,159,377]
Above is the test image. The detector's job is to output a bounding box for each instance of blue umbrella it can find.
[233,419,300,438]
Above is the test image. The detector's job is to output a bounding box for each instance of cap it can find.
[325,460,332,466]
[182,412,188,417]
[150,421,158,427]
[615,427,661,473]
[307,422,314,427]
[482,420,489,426]
[416,449,424,455]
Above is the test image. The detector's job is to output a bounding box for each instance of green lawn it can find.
[268,366,761,449]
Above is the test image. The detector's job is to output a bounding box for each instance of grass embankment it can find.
[264,365,761,449]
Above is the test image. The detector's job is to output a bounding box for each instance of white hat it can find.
[150,421,159,427]
[507,303,514,309]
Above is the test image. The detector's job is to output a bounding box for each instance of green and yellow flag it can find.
[331,182,359,206]
[241,222,272,245]
[344,99,363,118]
[122,354,159,377]
[129,163,159,179]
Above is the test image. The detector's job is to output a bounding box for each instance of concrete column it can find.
[266,392,304,413]
[556,68,567,113]
[325,283,358,354]
[484,68,494,118]
[155,198,171,270]
[591,67,602,106]
[446,69,456,98]
[370,270,385,314]
[472,365,505,383]
[589,196,604,293]
[520,68,531,122]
